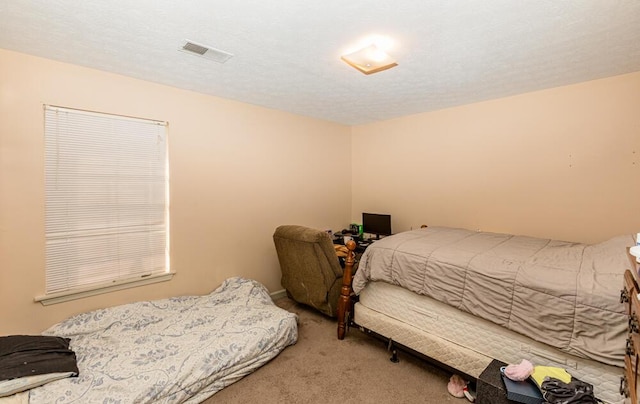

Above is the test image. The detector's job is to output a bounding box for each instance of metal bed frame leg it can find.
[387,339,399,363]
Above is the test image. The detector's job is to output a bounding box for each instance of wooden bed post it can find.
[337,240,356,340]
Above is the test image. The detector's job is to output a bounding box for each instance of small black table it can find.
[476,360,518,404]
[333,233,372,254]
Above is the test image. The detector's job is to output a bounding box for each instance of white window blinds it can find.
[44,105,169,295]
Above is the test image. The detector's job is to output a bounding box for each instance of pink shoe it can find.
[447,374,466,398]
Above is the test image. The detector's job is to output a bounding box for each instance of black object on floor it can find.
[476,360,516,404]
[501,370,543,404]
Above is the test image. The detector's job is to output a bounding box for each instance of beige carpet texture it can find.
[206,298,462,403]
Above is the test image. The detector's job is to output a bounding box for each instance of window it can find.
[39,105,170,305]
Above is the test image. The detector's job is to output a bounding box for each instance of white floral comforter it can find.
[29,277,298,403]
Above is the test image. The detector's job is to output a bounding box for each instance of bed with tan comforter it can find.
[353,226,633,367]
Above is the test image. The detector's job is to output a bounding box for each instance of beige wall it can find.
[2,47,639,335]
[0,49,352,334]
[352,71,640,243]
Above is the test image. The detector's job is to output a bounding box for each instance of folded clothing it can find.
[530,365,571,388]
[0,335,78,381]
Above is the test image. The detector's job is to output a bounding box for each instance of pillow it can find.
[0,391,28,404]
[0,372,75,398]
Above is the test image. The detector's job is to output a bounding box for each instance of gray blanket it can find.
[353,227,633,367]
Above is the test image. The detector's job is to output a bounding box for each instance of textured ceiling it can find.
[1,1,639,125]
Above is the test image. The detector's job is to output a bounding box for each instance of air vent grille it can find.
[180,40,234,64]
[182,42,208,55]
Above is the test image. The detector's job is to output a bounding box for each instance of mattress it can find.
[355,281,624,404]
[353,227,632,366]
[25,277,298,404]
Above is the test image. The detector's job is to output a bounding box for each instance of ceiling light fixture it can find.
[341,44,397,75]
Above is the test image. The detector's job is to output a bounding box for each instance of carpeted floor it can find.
[204,298,461,403]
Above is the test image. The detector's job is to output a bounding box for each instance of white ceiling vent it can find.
[179,40,233,64]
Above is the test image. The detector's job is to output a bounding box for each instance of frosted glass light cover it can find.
[341,44,397,75]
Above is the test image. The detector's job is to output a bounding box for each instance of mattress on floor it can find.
[355,281,624,404]
[25,277,298,404]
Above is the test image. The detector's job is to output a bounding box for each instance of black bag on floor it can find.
[540,377,602,404]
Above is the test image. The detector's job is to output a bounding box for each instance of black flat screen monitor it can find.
[362,213,392,239]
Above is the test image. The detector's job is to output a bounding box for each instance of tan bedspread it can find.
[352,227,633,367]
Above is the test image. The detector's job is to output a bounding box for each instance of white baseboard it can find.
[270,289,287,301]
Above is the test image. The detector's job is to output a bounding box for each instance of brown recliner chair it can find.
[273,225,343,317]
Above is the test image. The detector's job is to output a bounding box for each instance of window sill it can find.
[34,272,176,306]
